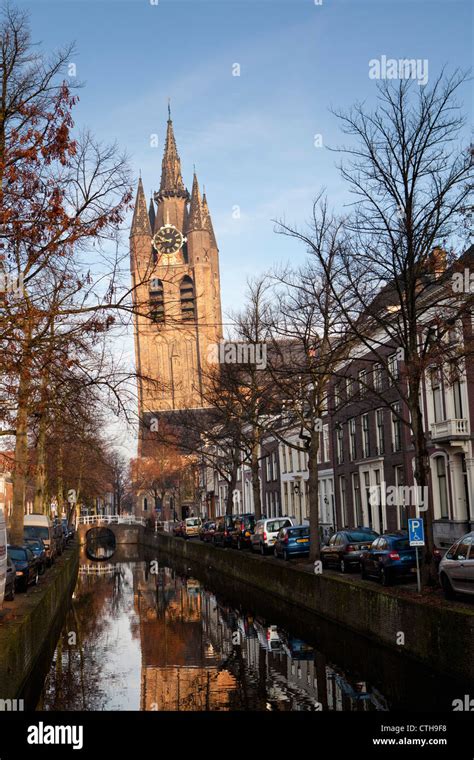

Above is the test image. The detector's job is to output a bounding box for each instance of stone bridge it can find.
[77,515,146,546]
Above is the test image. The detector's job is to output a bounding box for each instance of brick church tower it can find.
[130,110,223,452]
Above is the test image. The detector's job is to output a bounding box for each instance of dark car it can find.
[230,514,256,550]
[173,521,185,538]
[213,515,235,548]
[62,518,75,543]
[199,521,216,542]
[321,528,379,573]
[274,525,310,560]
[52,519,64,555]
[4,556,15,601]
[24,538,47,575]
[8,545,40,592]
[360,533,417,586]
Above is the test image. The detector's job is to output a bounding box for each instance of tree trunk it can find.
[308,430,321,563]
[33,411,47,514]
[10,364,30,544]
[251,437,262,520]
[57,443,64,518]
[409,387,437,586]
[226,456,239,515]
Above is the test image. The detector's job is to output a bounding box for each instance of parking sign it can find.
[408,518,425,547]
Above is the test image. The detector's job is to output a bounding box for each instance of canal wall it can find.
[0,543,79,700]
[144,532,474,684]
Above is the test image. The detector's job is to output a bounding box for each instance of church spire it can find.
[157,108,188,200]
[130,177,151,237]
[148,196,156,231]
[202,191,218,249]
[186,172,205,232]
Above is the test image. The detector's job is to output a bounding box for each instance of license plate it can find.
[269,538,276,544]
[297,538,308,543]
[410,567,417,573]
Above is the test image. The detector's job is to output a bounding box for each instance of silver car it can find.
[250,517,295,555]
[439,531,474,599]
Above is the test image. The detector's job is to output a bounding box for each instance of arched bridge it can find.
[77,515,146,546]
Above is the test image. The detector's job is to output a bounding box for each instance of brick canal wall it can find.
[144,532,474,684]
[0,543,79,700]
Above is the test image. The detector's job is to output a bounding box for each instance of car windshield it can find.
[24,525,49,540]
[25,540,42,549]
[394,539,411,550]
[9,548,26,561]
[267,519,290,532]
[347,532,378,542]
[186,519,200,526]
[289,528,309,538]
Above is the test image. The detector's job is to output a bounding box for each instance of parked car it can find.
[199,521,216,542]
[251,517,295,555]
[230,514,256,550]
[24,538,47,575]
[62,518,75,543]
[321,528,379,573]
[360,533,417,586]
[213,515,235,548]
[438,531,474,599]
[8,545,40,592]
[274,525,310,560]
[4,556,15,602]
[182,517,202,539]
[52,519,65,555]
[24,513,55,566]
[173,521,184,537]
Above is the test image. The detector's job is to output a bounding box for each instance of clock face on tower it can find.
[152,224,185,256]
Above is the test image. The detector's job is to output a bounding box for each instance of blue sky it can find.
[19,0,472,323]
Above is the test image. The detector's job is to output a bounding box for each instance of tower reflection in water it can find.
[39,553,389,712]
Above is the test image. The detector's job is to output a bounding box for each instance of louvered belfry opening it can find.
[180,275,195,321]
[149,278,165,323]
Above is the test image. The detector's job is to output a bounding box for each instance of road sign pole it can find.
[415,546,421,593]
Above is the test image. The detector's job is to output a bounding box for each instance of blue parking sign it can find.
[408,518,425,547]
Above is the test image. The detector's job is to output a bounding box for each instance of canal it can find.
[30,545,467,712]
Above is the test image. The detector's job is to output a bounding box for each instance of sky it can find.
[16,0,473,455]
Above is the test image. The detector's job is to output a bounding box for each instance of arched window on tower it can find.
[180,275,195,321]
[149,278,165,323]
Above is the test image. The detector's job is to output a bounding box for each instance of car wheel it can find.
[34,571,39,585]
[380,567,392,587]
[5,585,14,602]
[441,573,455,600]
[340,558,347,574]
[260,544,266,556]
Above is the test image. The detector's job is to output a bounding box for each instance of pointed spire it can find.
[202,191,218,248]
[130,178,151,237]
[148,196,156,231]
[157,108,188,200]
[186,172,205,232]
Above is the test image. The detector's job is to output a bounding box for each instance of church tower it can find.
[130,110,223,449]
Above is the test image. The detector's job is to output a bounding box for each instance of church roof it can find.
[202,192,218,249]
[186,172,205,232]
[148,197,156,231]
[157,113,189,200]
[130,177,151,237]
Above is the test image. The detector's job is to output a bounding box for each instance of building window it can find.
[345,376,353,401]
[272,451,278,479]
[143,497,148,512]
[349,418,357,461]
[373,363,383,392]
[436,456,449,518]
[180,275,195,321]
[352,473,362,525]
[336,425,344,465]
[358,369,367,396]
[376,409,385,455]
[391,403,402,452]
[388,353,399,385]
[266,456,271,482]
[149,278,165,323]
[323,424,329,463]
[395,465,407,529]
[363,471,372,528]
[339,476,347,527]
[362,414,370,458]
[430,368,445,423]
[453,379,463,419]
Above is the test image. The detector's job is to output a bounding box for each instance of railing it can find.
[430,418,470,440]
[79,563,118,575]
[78,515,146,527]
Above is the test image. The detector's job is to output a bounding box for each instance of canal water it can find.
[32,546,467,712]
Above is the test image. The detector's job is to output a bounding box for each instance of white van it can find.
[24,513,55,565]
[0,508,7,609]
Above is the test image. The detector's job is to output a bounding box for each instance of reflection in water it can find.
[37,554,389,711]
[85,529,116,562]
